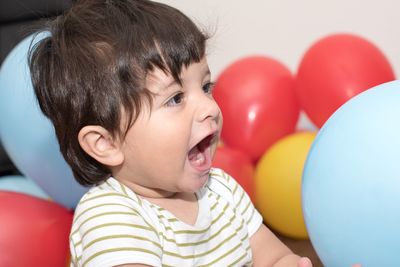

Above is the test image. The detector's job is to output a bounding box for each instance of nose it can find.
[196,93,221,124]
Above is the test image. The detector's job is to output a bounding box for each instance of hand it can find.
[297,257,313,267]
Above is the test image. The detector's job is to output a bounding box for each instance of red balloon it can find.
[296,33,395,128]
[214,56,300,162]
[212,146,255,201]
[0,191,73,267]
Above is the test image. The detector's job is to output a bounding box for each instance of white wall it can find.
[159,0,399,130]
[159,0,399,77]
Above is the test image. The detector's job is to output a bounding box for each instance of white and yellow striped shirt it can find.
[70,168,263,267]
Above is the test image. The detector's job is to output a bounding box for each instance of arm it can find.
[250,223,312,267]
[210,169,311,266]
[116,225,308,267]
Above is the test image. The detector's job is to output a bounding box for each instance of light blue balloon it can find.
[0,33,88,209]
[302,80,400,267]
[0,175,49,199]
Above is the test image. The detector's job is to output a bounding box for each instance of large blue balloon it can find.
[302,80,400,266]
[0,33,87,209]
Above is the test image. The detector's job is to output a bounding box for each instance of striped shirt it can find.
[70,168,263,267]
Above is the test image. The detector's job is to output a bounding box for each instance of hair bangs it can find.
[141,3,208,83]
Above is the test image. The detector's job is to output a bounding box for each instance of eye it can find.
[165,92,184,107]
[202,82,215,94]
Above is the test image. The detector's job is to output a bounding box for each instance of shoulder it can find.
[207,168,263,237]
[71,178,155,241]
[207,168,241,199]
[208,168,234,188]
[73,177,144,221]
[71,177,159,245]
[70,178,162,267]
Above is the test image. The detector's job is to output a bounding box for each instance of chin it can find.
[181,172,209,193]
[195,170,210,189]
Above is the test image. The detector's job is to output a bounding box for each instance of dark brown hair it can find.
[29,0,208,186]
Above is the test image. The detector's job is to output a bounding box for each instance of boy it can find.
[29,0,312,266]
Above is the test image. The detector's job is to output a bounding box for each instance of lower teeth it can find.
[194,152,205,166]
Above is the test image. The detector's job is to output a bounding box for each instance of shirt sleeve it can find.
[209,168,263,237]
[70,192,162,267]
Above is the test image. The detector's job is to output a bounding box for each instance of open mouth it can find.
[188,133,216,171]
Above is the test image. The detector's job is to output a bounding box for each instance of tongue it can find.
[188,145,206,167]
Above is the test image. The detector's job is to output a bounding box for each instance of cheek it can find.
[133,111,192,161]
[146,123,189,158]
[151,113,191,141]
[157,136,188,160]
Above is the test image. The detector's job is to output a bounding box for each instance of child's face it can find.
[118,57,222,198]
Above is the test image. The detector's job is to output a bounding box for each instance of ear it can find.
[78,125,124,167]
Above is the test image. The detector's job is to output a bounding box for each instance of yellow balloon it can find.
[255,131,316,239]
